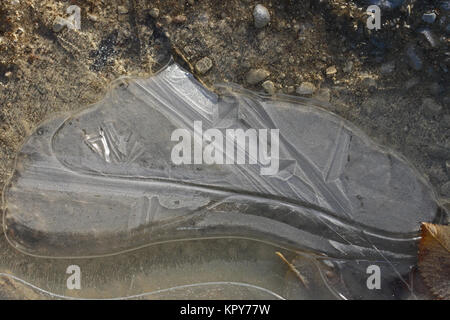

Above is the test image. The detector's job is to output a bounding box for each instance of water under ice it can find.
[1,62,446,299]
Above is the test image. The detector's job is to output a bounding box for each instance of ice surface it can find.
[1,62,446,299]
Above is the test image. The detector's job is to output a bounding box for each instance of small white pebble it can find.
[253,4,270,28]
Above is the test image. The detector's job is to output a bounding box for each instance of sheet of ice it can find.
[1,63,446,299]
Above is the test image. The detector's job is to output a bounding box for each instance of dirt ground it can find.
[0,0,449,298]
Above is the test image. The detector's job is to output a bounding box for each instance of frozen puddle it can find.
[1,63,445,299]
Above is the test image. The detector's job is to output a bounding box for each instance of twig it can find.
[276,251,309,289]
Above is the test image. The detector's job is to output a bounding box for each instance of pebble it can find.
[87,13,98,22]
[246,68,270,85]
[446,160,450,174]
[4,71,12,78]
[149,8,160,18]
[422,12,437,24]
[173,15,187,24]
[118,6,128,14]
[187,0,195,5]
[296,82,316,95]
[422,97,442,116]
[286,86,295,94]
[405,45,423,71]
[418,28,438,47]
[162,15,172,24]
[195,57,213,74]
[325,66,337,76]
[253,4,270,28]
[262,80,276,95]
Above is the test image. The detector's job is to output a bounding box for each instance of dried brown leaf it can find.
[418,223,450,300]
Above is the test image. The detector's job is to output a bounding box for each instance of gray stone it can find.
[418,28,438,48]
[296,82,316,95]
[422,12,437,24]
[246,68,270,85]
[253,4,270,28]
[262,80,276,95]
[195,57,213,74]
